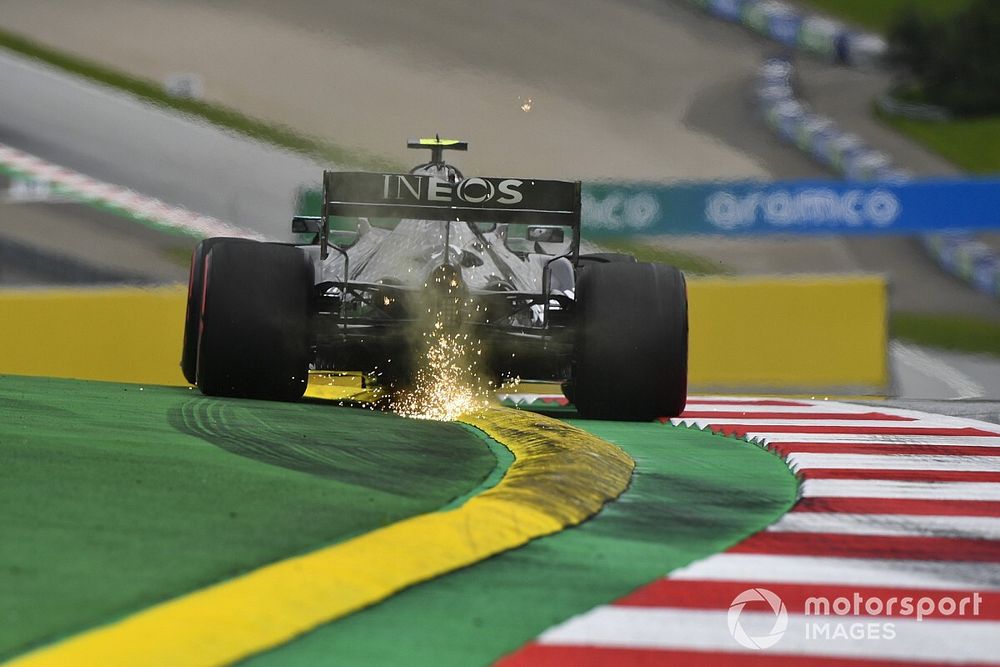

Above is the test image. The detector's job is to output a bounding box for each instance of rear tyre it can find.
[181,237,251,385]
[577,252,636,267]
[572,262,687,420]
[196,240,313,401]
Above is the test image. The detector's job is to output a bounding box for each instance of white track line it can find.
[669,553,1000,591]
[682,404,879,414]
[676,418,966,429]
[742,434,1000,446]
[768,513,1000,540]
[510,396,1000,664]
[686,396,812,404]
[0,142,263,240]
[536,607,1000,663]
[891,340,986,400]
[787,453,1000,472]
[683,399,1000,431]
[801,479,1000,501]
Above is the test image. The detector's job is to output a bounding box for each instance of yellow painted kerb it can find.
[6,407,633,667]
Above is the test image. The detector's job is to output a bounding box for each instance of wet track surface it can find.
[0,170,189,285]
[2,0,998,322]
[1,6,999,661]
[0,2,998,395]
[869,399,1000,428]
[0,49,321,238]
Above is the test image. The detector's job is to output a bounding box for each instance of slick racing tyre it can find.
[576,252,637,267]
[573,261,688,421]
[196,240,313,401]
[181,237,253,385]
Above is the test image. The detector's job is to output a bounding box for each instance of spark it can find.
[519,96,533,112]
[389,320,491,422]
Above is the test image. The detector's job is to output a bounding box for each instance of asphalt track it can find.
[0,48,319,241]
[0,0,768,182]
[890,342,1000,402]
[4,0,1000,324]
[0,170,189,285]
[2,26,1000,395]
[0,5,996,662]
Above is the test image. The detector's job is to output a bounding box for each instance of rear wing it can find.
[319,170,580,259]
[324,171,579,223]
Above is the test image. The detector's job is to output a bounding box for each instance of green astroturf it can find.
[0,375,497,660]
[891,312,1000,358]
[799,0,971,32]
[880,113,1000,175]
[245,419,799,667]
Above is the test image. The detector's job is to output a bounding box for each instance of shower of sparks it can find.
[519,96,533,112]
[389,322,492,422]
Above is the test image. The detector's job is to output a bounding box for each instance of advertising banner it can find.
[581,179,1000,236]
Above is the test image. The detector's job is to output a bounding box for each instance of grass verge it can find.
[245,420,797,667]
[798,0,972,32]
[0,27,399,172]
[891,312,1000,357]
[593,239,730,275]
[879,112,1000,174]
[0,375,496,661]
[797,1,998,175]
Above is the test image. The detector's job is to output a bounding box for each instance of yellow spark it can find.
[389,320,491,422]
[501,376,522,392]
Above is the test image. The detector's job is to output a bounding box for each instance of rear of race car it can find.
[181,138,688,420]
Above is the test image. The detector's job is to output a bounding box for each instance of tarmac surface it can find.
[0,0,998,396]
[0,0,770,182]
[0,171,189,285]
[2,0,998,317]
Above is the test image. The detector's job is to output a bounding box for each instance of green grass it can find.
[891,312,1000,357]
[880,112,1000,174]
[798,2,1000,175]
[0,27,400,172]
[594,239,731,275]
[248,420,797,666]
[0,375,496,660]
[799,0,971,32]
[162,243,198,269]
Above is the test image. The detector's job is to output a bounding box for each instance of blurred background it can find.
[1,0,998,400]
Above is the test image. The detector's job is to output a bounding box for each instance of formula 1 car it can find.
[181,139,687,420]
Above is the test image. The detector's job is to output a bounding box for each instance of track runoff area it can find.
[0,375,791,666]
[0,376,997,665]
[502,393,1000,665]
[1,147,996,664]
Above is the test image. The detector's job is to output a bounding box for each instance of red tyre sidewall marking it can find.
[182,246,199,369]
[195,255,211,384]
